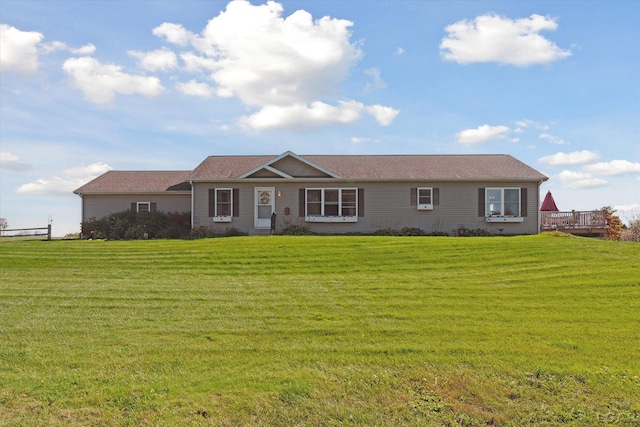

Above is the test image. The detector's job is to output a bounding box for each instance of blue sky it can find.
[1,0,639,236]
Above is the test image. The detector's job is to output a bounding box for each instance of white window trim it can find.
[213,188,233,223]
[305,188,358,223]
[486,216,524,223]
[417,187,434,210]
[136,202,151,213]
[485,187,523,222]
[306,216,359,223]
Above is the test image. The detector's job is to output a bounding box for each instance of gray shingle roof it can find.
[74,171,192,194]
[75,153,547,194]
[193,154,548,181]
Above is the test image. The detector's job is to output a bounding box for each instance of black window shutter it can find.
[208,189,215,217]
[299,189,305,217]
[520,188,528,217]
[410,188,417,205]
[358,188,365,217]
[150,202,157,213]
[131,202,137,212]
[433,188,440,206]
[233,189,239,217]
[478,188,485,217]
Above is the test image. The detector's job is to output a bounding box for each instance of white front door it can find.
[254,187,275,229]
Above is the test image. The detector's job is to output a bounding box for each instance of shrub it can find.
[621,215,640,242]
[188,227,216,239]
[280,225,313,235]
[372,228,400,236]
[399,227,427,236]
[222,227,248,237]
[460,228,492,237]
[81,210,191,240]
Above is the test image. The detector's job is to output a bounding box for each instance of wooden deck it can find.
[540,210,608,237]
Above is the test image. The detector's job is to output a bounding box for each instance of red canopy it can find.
[540,191,559,211]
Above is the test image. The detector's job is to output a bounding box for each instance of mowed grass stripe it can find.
[0,234,639,426]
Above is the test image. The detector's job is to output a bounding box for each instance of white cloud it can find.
[239,101,364,131]
[584,160,640,176]
[557,170,608,189]
[128,48,178,72]
[199,1,362,106]
[0,152,32,171]
[154,0,397,131]
[0,24,43,74]
[153,22,192,46]
[538,150,599,166]
[180,52,218,73]
[515,119,549,130]
[614,204,640,214]
[440,14,571,66]
[351,137,381,144]
[40,40,67,53]
[239,101,395,131]
[16,162,112,194]
[72,43,97,55]
[41,41,96,55]
[366,104,399,126]
[539,133,566,145]
[363,68,386,92]
[456,124,510,144]
[62,57,164,104]
[394,47,405,55]
[176,80,214,98]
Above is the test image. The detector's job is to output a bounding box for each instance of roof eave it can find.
[74,191,192,195]
[189,177,547,183]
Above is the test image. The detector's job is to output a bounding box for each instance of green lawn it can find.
[1,234,639,426]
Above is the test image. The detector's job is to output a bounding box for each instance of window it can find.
[305,188,358,222]
[131,202,156,213]
[411,187,439,210]
[417,187,433,210]
[485,188,524,222]
[137,202,150,213]
[209,189,239,221]
[214,188,233,222]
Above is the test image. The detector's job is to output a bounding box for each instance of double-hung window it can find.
[214,188,233,222]
[305,188,358,222]
[132,202,156,213]
[485,188,523,222]
[136,202,151,214]
[417,187,433,210]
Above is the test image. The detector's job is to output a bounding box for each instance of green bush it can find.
[187,227,216,239]
[373,227,427,236]
[222,226,248,237]
[399,227,427,236]
[280,225,313,235]
[81,210,191,240]
[460,227,492,237]
[372,228,400,236]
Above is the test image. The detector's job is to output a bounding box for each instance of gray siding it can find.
[81,193,191,221]
[270,156,332,177]
[193,181,541,235]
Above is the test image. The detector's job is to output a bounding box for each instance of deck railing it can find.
[540,210,608,232]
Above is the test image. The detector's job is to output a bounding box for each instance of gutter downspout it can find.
[537,179,544,234]
[190,180,195,230]
[78,193,85,237]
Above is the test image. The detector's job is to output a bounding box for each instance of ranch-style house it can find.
[74,151,549,236]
